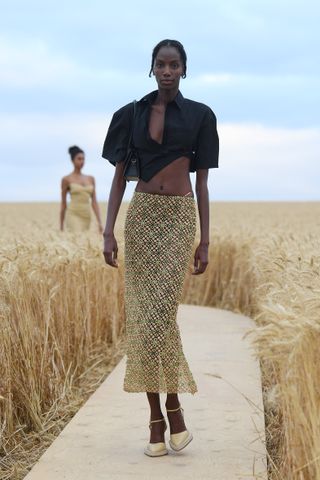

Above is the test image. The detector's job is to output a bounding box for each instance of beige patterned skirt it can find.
[123,191,198,395]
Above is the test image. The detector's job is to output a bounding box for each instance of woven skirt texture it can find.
[123,191,198,394]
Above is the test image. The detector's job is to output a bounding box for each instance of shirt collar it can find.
[138,89,184,109]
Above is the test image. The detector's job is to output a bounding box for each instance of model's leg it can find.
[147,392,166,443]
[165,393,187,434]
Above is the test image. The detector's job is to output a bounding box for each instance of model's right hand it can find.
[103,232,118,267]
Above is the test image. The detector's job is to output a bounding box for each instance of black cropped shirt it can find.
[102,89,219,182]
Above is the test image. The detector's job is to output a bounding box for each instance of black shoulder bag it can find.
[123,100,140,182]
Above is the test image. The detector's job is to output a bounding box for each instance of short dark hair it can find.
[148,39,187,78]
[68,145,84,161]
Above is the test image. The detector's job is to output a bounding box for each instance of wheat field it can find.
[0,200,319,479]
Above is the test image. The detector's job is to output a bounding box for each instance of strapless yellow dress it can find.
[65,183,94,232]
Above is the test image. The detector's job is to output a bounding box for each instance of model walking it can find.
[60,145,103,233]
[102,39,219,456]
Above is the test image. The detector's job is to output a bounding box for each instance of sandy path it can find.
[24,305,267,480]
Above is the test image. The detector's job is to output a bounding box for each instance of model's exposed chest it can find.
[148,104,166,145]
[132,103,200,150]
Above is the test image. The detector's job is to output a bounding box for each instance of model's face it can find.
[152,46,184,90]
[73,153,85,169]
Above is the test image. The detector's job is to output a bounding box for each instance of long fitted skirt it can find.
[123,191,198,394]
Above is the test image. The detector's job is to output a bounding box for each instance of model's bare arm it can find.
[60,177,69,231]
[193,169,210,275]
[90,176,103,234]
[103,162,127,268]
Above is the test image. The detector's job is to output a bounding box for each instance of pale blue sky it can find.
[0,0,319,201]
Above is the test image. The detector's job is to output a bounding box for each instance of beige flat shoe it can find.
[144,416,168,457]
[166,404,193,452]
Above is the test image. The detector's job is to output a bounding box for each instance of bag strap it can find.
[127,100,137,151]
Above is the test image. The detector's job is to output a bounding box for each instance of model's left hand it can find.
[192,243,209,274]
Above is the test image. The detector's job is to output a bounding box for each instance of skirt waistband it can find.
[133,191,195,202]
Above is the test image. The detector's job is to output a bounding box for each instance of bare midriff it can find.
[135,155,193,197]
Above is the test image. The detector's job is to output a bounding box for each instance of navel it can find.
[160,185,164,190]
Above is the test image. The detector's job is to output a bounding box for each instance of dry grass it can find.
[0,200,319,479]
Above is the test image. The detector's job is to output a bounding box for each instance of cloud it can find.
[0,33,318,129]
[1,34,315,91]
[0,36,78,87]
[0,113,319,201]
[211,123,320,200]
[0,112,110,147]
[190,72,318,86]
[0,36,138,89]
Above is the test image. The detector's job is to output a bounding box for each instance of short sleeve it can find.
[101,103,133,165]
[194,107,219,170]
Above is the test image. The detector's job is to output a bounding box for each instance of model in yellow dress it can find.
[65,182,94,231]
[60,145,103,233]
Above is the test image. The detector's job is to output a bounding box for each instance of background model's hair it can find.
[148,39,187,79]
[68,145,84,161]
